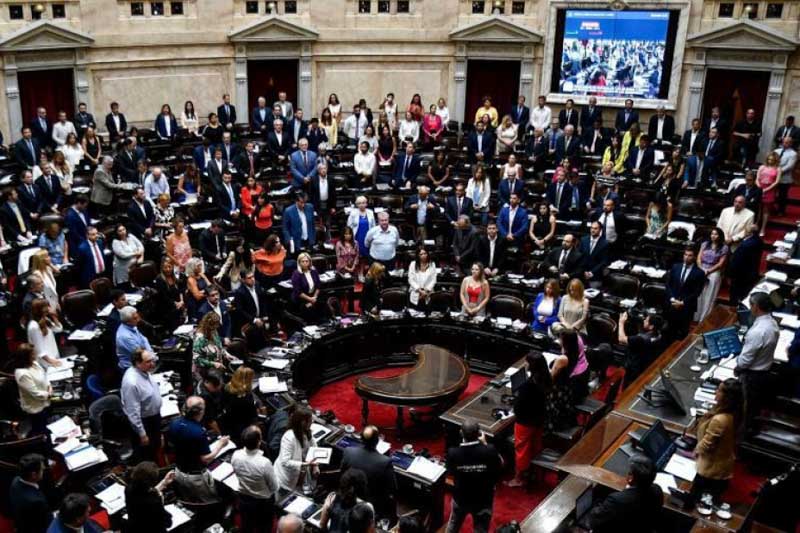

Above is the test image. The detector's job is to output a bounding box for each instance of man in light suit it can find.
[217,94,237,131]
[614,99,639,133]
[289,138,318,190]
[665,246,705,340]
[105,102,127,143]
[287,108,307,149]
[14,127,39,170]
[273,91,294,122]
[775,136,797,216]
[282,192,316,254]
[510,95,530,127]
[497,192,528,246]
[91,156,125,215]
[392,143,421,188]
[625,135,655,178]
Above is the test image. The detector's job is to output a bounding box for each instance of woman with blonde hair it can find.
[496,114,518,154]
[757,151,780,236]
[51,149,73,197]
[185,257,211,319]
[291,252,323,322]
[558,278,590,334]
[192,311,233,379]
[361,262,385,316]
[30,250,60,312]
[154,193,175,238]
[27,298,63,367]
[223,366,262,446]
[165,217,192,272]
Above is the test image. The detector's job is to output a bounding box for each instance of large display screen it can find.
[553,10,675,99]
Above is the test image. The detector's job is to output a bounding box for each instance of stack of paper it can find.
[68,330,97,341]
[96,482,126,514]
[694,388,716,404]
[54,437,83,455]
[284,495,314,516]
[65,444,108,471]
[774,312,800,329]
[261,358,291,370]
[306,446,333,465]
[47,366,74,382]
[764,270,788,282]
[407,456,446,481]
[654,473,678,493]
[160,399,180,418]
[609,260,628,270]
[664,454,697,481]
[47,416,81,441]
[173,324,195,336]
[210,461,240,491]
[258,376,288,394]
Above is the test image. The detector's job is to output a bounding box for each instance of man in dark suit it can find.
[466,122,496,163]
[588,454,663,533]
[65,195,90,257]
[197,286,232,340]
[647,106,675,146]
[266,120,291,164]
[206,148,226,192]
[17,170,42,217]
[309,163,337,236]
[591,198,627,249]
[702,106,728,139]
[104,102,127,143]
[219,132,240,165]
[404,185,438,240]
[305,118,328,153]
[217,93,237,131]
[283,193,316,254]
[452,215,480,274]
[199,220,227,264]
[728,224,763,305]
[74,102,96,139]
[701,127,725,187]
[555,124,580,165]
[0,188,33,242]
[614,99,638,132]
[580,221,609,285]
[126,187,155,239]
[113,138,139,183]
[510,95,530,127]
[14,127,39,169]
[733,171,763,213]
[581,118,610,156]
[76,226,107,288]
[526,128,548,172]
[546,171,572,216]
[35,164,61,214]
[542,233,583,281]
[287,108,308,149]
[497,172,524,207]
[234,141,259,179]
[341,425,397,520]
[445,182,474,227]
[625,135,655,177]
[478,222,507,277]
[232,270,271,335]
[681,118,706,187]
[665,246,706,340]
[558,99,579,130]
[774,115,800,147]
[733,108,762,166]
[215,170,242,221]
[30,107,52,149]
[392,143,421,188]
[497,192,528,246]
[8,454,52,533]
[579,96,603,133]
[193,138,214,172]
[251,96,272,137]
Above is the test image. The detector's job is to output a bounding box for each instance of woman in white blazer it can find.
[275,406,317,491]
[347,196,376,267]
[466,165,492,226]
[408,247,437,309]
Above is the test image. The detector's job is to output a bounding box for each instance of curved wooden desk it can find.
[355,344,470,431]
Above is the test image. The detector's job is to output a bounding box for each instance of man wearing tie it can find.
[13,127,39,170]
[546,171,572,215]
[581,118,609,156]
[217,93,237,131]
[393,143,420,188]
[76,226,107,288]
[288,108,307,149]
[774,115,800,147]
[274,91,294,122]
[233,270,271,337]
[580,221,609,286]
[701,127,724,188]
[251,97,272,138]
[497,192,528,246]
[17,170,42,218]
[446,182,474,227]
[510,95,530,127]
[234,141,258,179]
[30,107,52,149]
[35,163,61,214]
[579,96,603,133]
[703,106,728,139]
[665,246,706,340]
[555,124,579,165]
[267,119,290,165]
[543,233,583,281]
[220,132,240,166]
[289,138,318,190]
[215,171,241,221]
[282,192,316,254]
[558,99,579,130]
[0,188,33,242]
[545,118,564,160]
[681,118,706,187]
[625,135,655,177]
[74,102,96,140]
[526,128,548,173]
[614,99,639,133]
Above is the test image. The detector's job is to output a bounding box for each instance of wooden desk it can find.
[519,475,591,533]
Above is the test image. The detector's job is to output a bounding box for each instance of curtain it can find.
[18,68,75,127]
[246,60,298,115]
[465,59,520,127]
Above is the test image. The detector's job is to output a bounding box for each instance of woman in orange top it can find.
[252,234,287,286]
[240,176,263,217]
[249,193,274,245]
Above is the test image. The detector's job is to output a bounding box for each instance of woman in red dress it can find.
[757,153,780,236]
[421,104,443,149]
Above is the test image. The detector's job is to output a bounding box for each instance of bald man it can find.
[277,514,304,533]
[341,425,397,520]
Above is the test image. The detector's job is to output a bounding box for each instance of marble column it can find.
[686,65,705,130]
[298,43,312,113]
[74,48,90,113]
[519,57,533,104]
[453,50,468,124]
[3,55,22,142]
[234,46,249,119]
[761,70,785,159]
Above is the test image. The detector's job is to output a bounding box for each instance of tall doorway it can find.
[465,59,520,124]
[247,59,298,113]
[701,68,770,151]
[18,68,75,123]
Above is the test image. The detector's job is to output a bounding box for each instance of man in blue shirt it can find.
[116,306,153,370]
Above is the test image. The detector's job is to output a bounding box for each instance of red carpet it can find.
[309,367,555,530]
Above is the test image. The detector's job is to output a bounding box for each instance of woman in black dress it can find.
[153,256,185,331]
[427,150,451,188]
[360,262,385,316]
[377,124,396,164]
[528,203,556,250]
[222,366,262,446]
[124,462,174,533]
[81,127,102,169]
[202,112,224,145]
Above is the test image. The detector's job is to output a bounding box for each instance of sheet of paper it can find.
[173,324,195,336]
[95,482,126,504]
[284,495,314,516]
[47,416,79,439]
[259,376,288,394]
[654,473,678,493]
[310,423,331,441]
[214,439,237,458]
[775,329,794,363]
[65,445,107,471]
[664,454,697,481]
[407,456,446,482]
[160,400,180,418]
[47,367,74,382]
[165,504,192,531]
[68,330,96,341]
[261,358,290,370]
[210,461,234,482]
[376,439,391,455]
[222,473,240,492]
[101,496,126,515]
[305,446,332,465]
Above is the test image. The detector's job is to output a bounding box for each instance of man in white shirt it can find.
[529,95,552,132]
[353,141,376,187]
[232,426,279,532]
[342,104,368,144]
[717,195,755,249]
[51,111,76,147]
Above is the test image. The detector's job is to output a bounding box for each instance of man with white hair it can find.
[91,155,125,215]
[116,306,153,370]
[365,211,399,270]
[289,138,318,189]
[252,96,271,136]
[277,514,304,533]
[405,185,437,241]
[143,166,169,201]
[267,118,291,164]
[120,348,161,461]
[717,195,754,250]
[647,105,675,145]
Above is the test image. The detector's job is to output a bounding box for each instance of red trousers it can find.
[514,423,544,475]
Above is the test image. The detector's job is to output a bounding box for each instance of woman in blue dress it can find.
[346,195,376,279]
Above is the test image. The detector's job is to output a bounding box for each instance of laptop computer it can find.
[509,367,527,396]
[639,420,677,471]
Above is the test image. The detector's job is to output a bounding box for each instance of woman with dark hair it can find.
[474,96,498,128]
[381,92,397,130]
[422,104,443,148]
[155,104,177,140]
[251,193,274,237]
[692,378,743,503]
[532,279,561,333]
[124,462,174,533]
[408,246,436,311]
[644,192,672,238]
[335,226,359,276]
[602,134,624,174]
[508,352,552,487]
[153,256,184,330]
[528,203,557,250]
[460,262,490,318]
[545,329,586,430]
[202,112,224,145]
[253,234,287,285]
[180,100,199,136]
[275,405,316,490]
[695,227,729,322]
[176,163,201,201]
[111,224,144,286]
[377,124,396,164]
[12,343,51,434]
[407,93,424,122]
[327,93,342,120]
[427,149,450,188]
[216,242,252,290]
[319,468,369,532]
[321,107,338,147]
[240,176,263,218]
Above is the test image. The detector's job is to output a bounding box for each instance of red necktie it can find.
[92,242,104,272]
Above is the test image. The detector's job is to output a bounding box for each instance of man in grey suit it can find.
[274,91,294,122]
[90,156,125,215]
[341,425,397,520]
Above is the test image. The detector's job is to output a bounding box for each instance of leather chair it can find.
[311,254,330,272]
[429,291,453,313]
[488,295,525,321]
[90,277,114,307]
[640,283,667,310]
[61,289,97,329]
[326,296,342,317]
[605,272,640,300]
[586,313,617,346]
[129,260,158,288]
[677,197,703,219]
[380,287,408,312]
